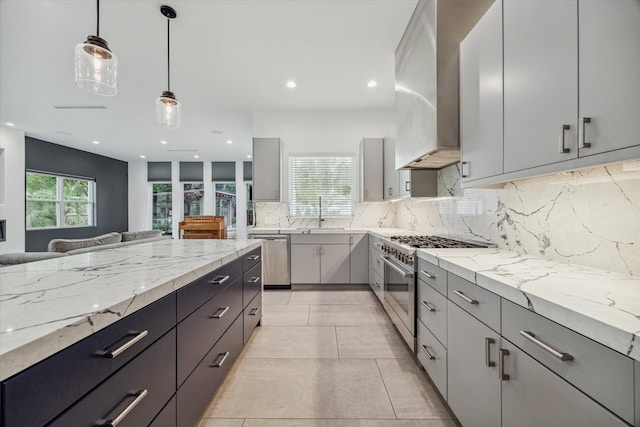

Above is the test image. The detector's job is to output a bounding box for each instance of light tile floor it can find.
[198,289,455,427]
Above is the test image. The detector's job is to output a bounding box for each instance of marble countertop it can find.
[417,248,640,361]
[0,238,262,381]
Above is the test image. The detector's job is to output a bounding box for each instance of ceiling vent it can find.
[53,106,107,109]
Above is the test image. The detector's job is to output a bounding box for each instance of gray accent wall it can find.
[25,137,128,251]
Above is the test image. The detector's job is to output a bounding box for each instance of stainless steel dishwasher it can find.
[249,234,291,289]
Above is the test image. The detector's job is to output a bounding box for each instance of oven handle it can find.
[381,256,414,279]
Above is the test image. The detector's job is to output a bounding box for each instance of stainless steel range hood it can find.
[395,0,493,170]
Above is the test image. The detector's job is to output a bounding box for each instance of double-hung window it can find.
[289,155,354,217]
[26,171,96,229]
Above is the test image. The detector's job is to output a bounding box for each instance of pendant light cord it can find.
[167,18,171,92]
[96,0,100,37]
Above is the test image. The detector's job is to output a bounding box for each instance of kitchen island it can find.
[0,238,262,426]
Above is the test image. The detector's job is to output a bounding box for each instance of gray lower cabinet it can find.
[368,237,384,302]
[290,234,351,285]
[349,233,369,284]
[500,338,627,427]
[447,300,501,427]
[252,137,281,201]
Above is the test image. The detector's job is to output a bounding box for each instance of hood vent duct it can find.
[394,0,493,170]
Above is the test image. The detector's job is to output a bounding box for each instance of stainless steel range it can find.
[380,235,494,352]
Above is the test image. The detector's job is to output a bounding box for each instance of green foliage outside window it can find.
[26,172,95,229]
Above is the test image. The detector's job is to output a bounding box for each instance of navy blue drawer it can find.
[177,315,243,427]
[49,329,176,427]
[149,394,176,427]
[243,292,262,345]
[177,258,242,321]
[243,262,262,309]
[177,279,243,386]
[242,247,262,272]
[1,293,176,427]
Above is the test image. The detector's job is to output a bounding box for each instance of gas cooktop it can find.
[389,235,493,249]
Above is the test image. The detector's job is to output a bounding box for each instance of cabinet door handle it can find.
[210,351,230,368]
[453,290,478,305]
[247,254,260,261]
[374,281,381,289]
[559,124,570,153]
[519,330,574,361]
[100,389,148,426]
[405,181,410,191]
[580,117,592,148]
[420,344,436,360]
[211,306,230,319]
[250,306,261,316]
[421,300,436,312]
[100,330,148,359]
[248,276,261,283]
[275,190,280,200]
[209,275,229,285]
[420,270,435,279]
[485,337,496,367]
[373,242,381,247]
[499,348,510,381]
[461,161,470,178]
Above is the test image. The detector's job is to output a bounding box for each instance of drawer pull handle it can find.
[211,351,230,368]
[100,389,148,426]
[211,306,230,319]
[248,254,260,260]
[420,344,436,360]
[499,349,510,381]
[250,306,261,316]
[421,270,435,279]
[485,337,496,367]
[101,330,148,359]
[580,117,592,148]
[520,331,574,361]
[209,275,230,285]
[454,290,478,305]
[558,124,571,153]
[421,300,436,312]
[248,276,261,283]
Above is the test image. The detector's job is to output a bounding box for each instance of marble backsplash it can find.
[256,161,639,275]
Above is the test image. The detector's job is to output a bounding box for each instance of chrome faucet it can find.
[318,196,325,228]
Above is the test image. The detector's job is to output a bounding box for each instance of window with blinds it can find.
[289,155,354,217]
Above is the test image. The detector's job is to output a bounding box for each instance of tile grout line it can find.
[374,358,399,420]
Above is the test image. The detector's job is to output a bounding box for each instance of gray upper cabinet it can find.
[460,0,503,183]
[252,138,281,202]
[578,0,640,157]
[383,132,400,199]
[360,138,384,202]
[503,0,578,173]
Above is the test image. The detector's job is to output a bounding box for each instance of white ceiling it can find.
[0,0,417,162]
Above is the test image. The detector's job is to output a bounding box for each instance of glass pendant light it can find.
[156,5,181,130]
[75,0,118,96]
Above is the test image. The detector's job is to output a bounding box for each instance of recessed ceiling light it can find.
[247,154,252,158]
[160,140,168,145]
[226,140,233,144]
[5,122,15,127]
[193,154,199,159]
[140,155,146,159]
[92,140,100,145]
[367,80,378,88]
[286,80,297,89]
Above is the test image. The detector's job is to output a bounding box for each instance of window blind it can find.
[212,162,236,181]
[243,161,252,181]
[289,155,354,217]
[147,162,171,182]
[179,162,203,182]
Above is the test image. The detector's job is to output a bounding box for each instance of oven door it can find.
[381,255,415,350]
